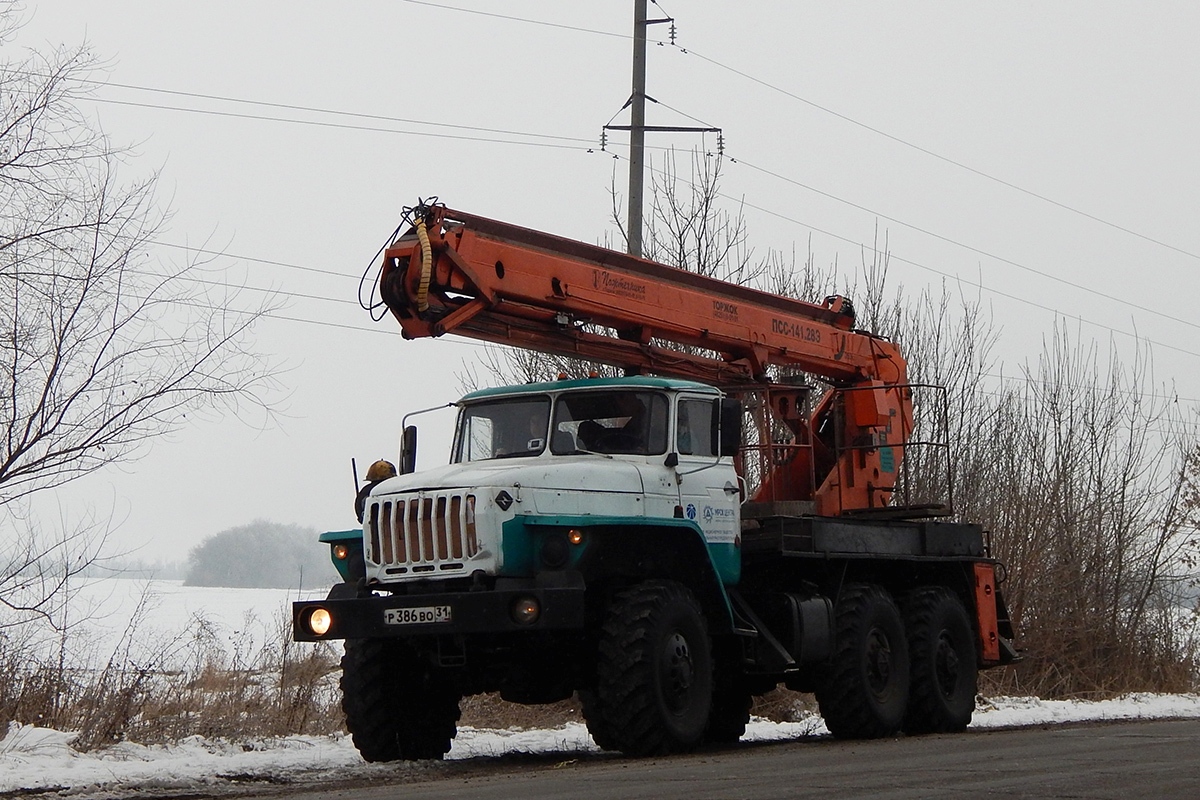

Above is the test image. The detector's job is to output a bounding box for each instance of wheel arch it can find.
[537,517,735,633]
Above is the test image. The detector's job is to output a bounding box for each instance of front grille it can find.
[366,492,478,575]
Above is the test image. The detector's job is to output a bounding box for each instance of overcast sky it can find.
[16,1,1200,563]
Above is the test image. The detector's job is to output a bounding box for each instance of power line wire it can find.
[396,0,628,39]
[96,84,1200,340]
[677,46,1200,266]
[731,186,1200,361]
[59,71,1200,336]
[11,65,596,146]
[730,155,1200,335]
[93,98,590,151]
[154,241,354,280]
[91,79,594,144]
[617,153,1200,362]
[385,1,1200,265]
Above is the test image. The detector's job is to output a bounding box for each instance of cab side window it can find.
[677,398,716,456]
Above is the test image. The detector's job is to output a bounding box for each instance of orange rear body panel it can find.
[974,562,1002,664]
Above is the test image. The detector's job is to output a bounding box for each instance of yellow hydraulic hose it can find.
[414,216,433,313]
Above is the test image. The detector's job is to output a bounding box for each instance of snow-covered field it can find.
[30,577,322,668]
[3,579,1199,796]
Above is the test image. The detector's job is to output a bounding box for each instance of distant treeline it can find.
[185,520,338,589]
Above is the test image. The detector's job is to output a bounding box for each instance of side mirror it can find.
[664,452,679,468]
[399,425,418,474]
[713,397,743,457]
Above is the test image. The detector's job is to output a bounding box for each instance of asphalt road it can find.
[255,718,1200,800]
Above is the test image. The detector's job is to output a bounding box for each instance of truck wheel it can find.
[340,639,461,761]
[816,583,909,739]
[592,580,713,756]
[902,587,977,733]
[579,689,623,751]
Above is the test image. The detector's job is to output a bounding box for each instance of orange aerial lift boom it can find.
[377,202,916,517]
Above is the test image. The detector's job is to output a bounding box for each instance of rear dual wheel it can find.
[816,583,909,738]
[902,587,977,734]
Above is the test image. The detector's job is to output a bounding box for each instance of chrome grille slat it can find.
[380,502,394,564]
[367,491,478,576]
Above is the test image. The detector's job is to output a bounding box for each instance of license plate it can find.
[384,605,452,625]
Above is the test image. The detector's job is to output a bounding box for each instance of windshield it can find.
[550,390,668,456]
[453,396,551,462]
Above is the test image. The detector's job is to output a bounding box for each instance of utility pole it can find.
[606,2,720,259]
[627,0,648,258]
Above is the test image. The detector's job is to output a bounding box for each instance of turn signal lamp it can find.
[307,607,332,636]
[567,528,585,545]
[332,544,350,560]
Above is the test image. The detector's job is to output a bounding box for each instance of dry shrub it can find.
[459,693,583,730]
[877,264,1200,698]
[0,603,344,751]
[750,688,817,723]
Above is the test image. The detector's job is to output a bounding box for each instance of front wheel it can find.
[589,580,713,756]
[816,583,909,739]
[340,639,461,761]
[902,587,977,733]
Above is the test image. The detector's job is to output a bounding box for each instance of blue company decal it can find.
[685,504,697,520]
[704,506,736,524]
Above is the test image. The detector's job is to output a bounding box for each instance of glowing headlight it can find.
[307,607,332,636]
[510,596,541,625]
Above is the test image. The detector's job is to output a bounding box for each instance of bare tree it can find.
[0,7,275,624]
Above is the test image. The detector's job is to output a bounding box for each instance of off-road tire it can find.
[340,638,461,761]
[579,689,623,751]
[902,586,977,734]
[816,583,909,739]
[590,580,713,756]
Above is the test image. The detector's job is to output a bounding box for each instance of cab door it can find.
[675,395,741,582]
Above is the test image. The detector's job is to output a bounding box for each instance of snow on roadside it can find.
[2,694,1199,796]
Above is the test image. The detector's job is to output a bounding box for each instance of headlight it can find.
[510,596,541,625]
[305,607,332,636]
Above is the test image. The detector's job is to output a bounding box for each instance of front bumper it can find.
[292,585,586,641]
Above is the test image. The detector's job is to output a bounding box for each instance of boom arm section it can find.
[378,205,905,388]
[377,203,916,516]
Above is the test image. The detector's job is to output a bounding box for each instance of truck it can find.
[293,201,1019,760]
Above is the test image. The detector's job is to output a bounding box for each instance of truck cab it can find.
[360,375,742,591]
